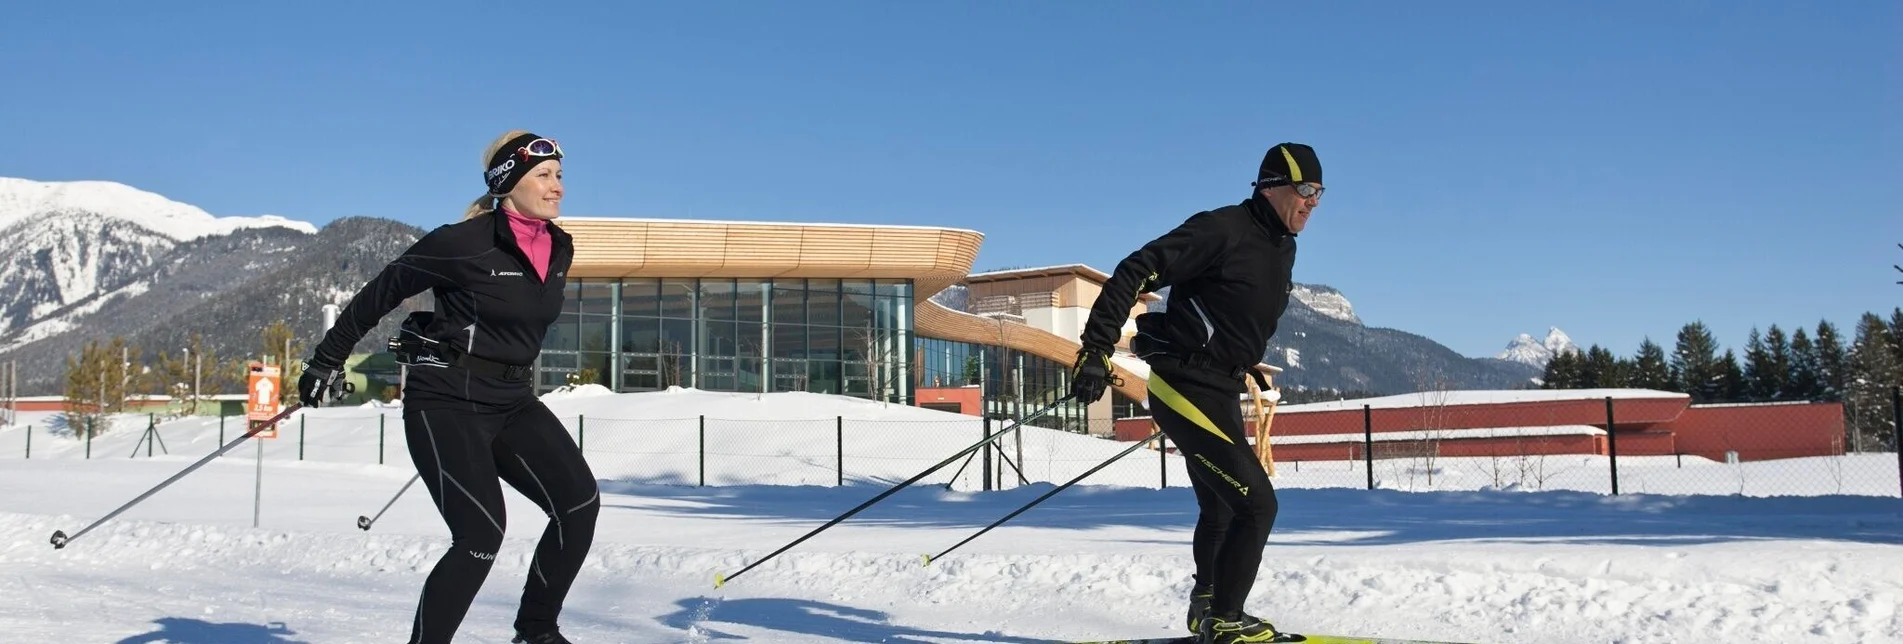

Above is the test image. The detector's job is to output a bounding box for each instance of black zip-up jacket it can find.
[310,210,574,410]
[1080,194,1297,388]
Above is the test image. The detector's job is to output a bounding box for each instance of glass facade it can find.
[539,277,915,403]
[536,275,1141,434]
[914,336,1142,434]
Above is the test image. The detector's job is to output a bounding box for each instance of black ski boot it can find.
[511,628,572,644]
[1185,583,1214,634]
[1195,610,1292,643]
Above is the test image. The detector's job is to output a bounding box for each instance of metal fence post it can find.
[378,414,385,465]
[24,425,30,459]
[698,415,706,487]
[1362,404,1374,490]
[86,418,93,459]
[1892,386,1901,498]
[836,415,844,487]
[578,415,585,452]
[1605,396,1619,496]
[982,415,993,492]
[299,415,306,461]
[1158,432,1167,490]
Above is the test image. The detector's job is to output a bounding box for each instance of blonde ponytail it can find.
[463,194,495,220]
[465,129,533,221]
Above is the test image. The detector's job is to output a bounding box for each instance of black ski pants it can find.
[402,399,600,644]
[1148,365,1279,617]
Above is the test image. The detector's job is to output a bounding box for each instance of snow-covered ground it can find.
[1,386,1899,643]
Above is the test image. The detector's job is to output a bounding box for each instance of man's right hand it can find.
[299,360,346,408]
[1070,346,1118,404]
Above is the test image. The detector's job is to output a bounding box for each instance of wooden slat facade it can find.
[555,218,982,299]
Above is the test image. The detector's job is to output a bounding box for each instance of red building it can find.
[1112,388,1846,463]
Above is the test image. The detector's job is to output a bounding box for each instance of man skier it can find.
[1069,143,1322,644]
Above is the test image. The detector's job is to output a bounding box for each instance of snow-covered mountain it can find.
[1289,283,1360,325]
[1497,327,1581,367]
[0,177,316,346]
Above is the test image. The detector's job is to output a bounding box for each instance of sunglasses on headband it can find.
[516,138,563,159]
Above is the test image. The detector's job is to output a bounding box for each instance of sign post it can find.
[247,362,281,528]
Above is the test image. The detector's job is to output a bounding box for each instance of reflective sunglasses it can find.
[516,138,563,159]
[1256,176,1324,199]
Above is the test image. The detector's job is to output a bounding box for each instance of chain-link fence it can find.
[5,387,1899,499]
[1234,387,1903,498]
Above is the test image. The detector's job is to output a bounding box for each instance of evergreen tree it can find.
[1718,349,1748,402]
[1814,320,1849,402]
[1542,351,1583,389]
[1785,328,1822,401]
[1890,307,1903,369]
[1742,327,1774,401]
[1673,321,1725,402]
[1630,337,1673,390]
[1847,313,1900,450]
[1764,324,1793,398]
[1583,344,1622,387]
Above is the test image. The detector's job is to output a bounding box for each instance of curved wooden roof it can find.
[555,217,984,300]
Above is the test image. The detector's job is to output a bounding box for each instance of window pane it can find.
[623,371,659,390]
[736,279,766,324]
[772,359,807,392]
[701,320,738,358]
[808,359,840,395]
[772,324,804,360]
[620,316,658,354]
[544,313,579,352]
[841,289,873,331]
[734,320,765,360]
[772,281,804,326]
[579,315,613,353]
[735,354,764,392]
[660,318,694,358]
[578,352,610,382]
[806,279,839,327]
[580,280,615,315]
[622,278,659,317]
[808,325,841,363]
[661,278,696,319]
[700,279,736,322]
[877,278,911,298]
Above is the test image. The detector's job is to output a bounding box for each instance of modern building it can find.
[536,217,1155,435]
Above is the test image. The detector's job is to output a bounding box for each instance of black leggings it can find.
[1148,367,1279,617]
[402,400,600,644]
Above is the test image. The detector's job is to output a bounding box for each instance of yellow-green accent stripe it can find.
[1147,373,1232,444]
[1278,145,1303,183]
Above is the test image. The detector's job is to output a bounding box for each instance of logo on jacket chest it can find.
[491,269,525,277]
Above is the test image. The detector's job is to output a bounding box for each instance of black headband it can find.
[483,132,563,196]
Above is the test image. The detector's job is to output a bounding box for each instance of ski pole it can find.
[923,426,1163,565]
[50,403,305,550]
[357,472,421,531]
[714,394,1076,588]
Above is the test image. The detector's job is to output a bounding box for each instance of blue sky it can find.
[3,1,1896,360]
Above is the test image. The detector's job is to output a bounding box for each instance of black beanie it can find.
[1255,143,1321,186]
[484,132,563,196]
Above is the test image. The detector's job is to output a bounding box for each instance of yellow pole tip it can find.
[920,554,931,566]
[713,573,726,588]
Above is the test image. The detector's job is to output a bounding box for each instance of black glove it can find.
[1069,346,1119,404]
[298,359,348,408]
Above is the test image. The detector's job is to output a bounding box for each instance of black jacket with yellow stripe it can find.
[1079,193,1297,389]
